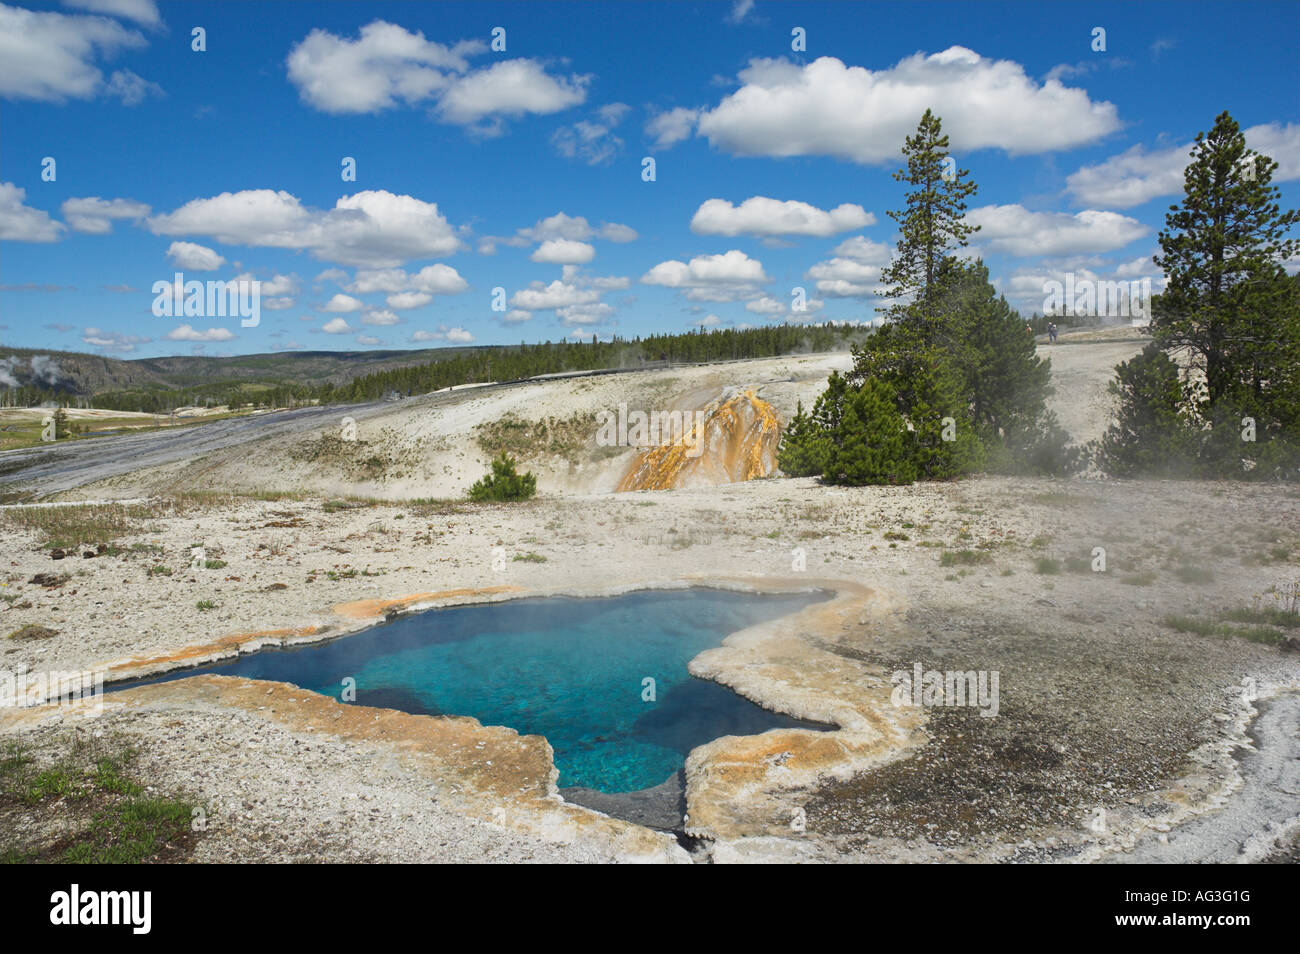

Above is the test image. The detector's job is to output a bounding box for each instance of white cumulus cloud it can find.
[552,103,629,165]
[348,264,468,295]
[166,240,225,270]
[531,239,595,264]
[0,182,64,241]
[386,291,432,310]
[513,212,638,245]
[645,106,699,149]
[640,250,770,288]
[1066,122,1300,207]
[61,196,150,233]
[690,196,874,237]
[437,59,589,131]
[509,280,599,311]
[147,189,465,268]
[81,326,149,353]
[165,324,235,342]
[805,258,885,298]
[62,0,160,27]
[0,4,151,103]
[286,20,483,113]
[965,204,1149,256]
[695,49,1120,163]
[322,293,365,313]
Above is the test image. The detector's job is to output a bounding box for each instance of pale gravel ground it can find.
[3,475,1298,861]
[3,335,1300,863]
[7,704,633,863]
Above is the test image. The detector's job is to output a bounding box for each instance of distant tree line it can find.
[2,323,872,414]
[313,324,871,404]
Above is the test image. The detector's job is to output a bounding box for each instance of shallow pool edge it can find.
[6,575,929,861]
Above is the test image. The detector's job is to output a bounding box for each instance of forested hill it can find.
[1,323,870,412]
[317,323,869,403]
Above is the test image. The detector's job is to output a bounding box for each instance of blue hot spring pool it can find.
[113,588,832,792]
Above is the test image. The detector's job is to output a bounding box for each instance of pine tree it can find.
[776,401,829,477]
[879,109,980,336]
[52,406,71,440]
[810,370,849,434]
[1096,344,1197,477]
[849,325,982,479]
[1152,111,1300,412]
[468,453,538,502]
[824,380,917,486]
[936,261,1053,443]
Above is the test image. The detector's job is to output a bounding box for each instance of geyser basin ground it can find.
[112,588,832,793]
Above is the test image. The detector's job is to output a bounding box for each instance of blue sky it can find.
[1,0,1298,359]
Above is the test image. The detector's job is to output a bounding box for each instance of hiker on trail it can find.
[1048,322,1058,344]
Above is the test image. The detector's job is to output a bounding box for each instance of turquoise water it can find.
[115,588,831,792]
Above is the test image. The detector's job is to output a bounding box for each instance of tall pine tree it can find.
[879,109,980,338]
[1152,111,1300,413]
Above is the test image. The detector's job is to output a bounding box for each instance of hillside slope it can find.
[31,335,1146,502]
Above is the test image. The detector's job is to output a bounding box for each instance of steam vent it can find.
[617,388,781,491]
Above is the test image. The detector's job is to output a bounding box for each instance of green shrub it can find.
[468,453,538,502]
[823,379,917,486]
[777,400,830,477]
[1096,343,1199,476]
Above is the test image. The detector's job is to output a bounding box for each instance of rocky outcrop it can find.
[617,388,781,492]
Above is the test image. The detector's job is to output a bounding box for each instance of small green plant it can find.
[1120,571,1158,586]
[1222,606,1300,628]
[1,738,201,864]
[23,766,82,804]
[513,552,548,563]
[468,453,537,503]
[196,599,217,611]
[1163,615,1284,647]
[147,565,172,577]
[1174,564,1214,584]
[61,798,195,864]
[1034,557,1061,575]
[203,559,227,570]
[940,549,993,567]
